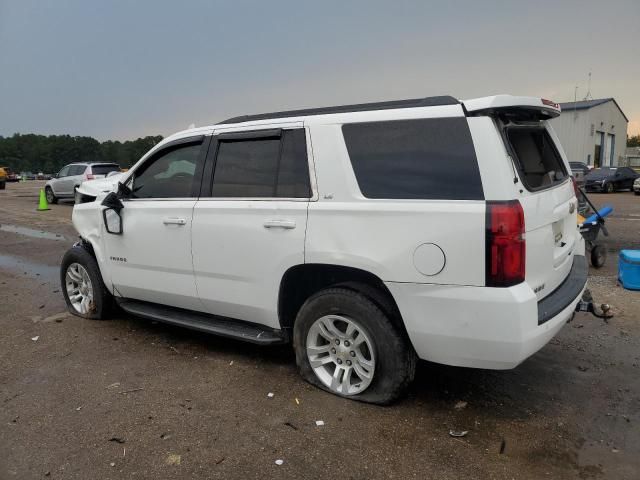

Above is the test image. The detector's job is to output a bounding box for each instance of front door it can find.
[192,126,312,328]
[103,135,210,311]
[53,165,73,196]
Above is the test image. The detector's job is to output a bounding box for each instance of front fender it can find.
[72,203,113,292]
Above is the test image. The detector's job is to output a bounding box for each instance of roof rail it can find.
[218,95,459,124]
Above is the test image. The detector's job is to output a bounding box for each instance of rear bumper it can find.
[386,255,587,369]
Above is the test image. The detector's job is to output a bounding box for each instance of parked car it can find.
[45,163,121,204]
[634,177,640,195]
[0,166,19,182]
[569,162,589,185]
[584,167,640,193]
[0,166,6,189]
[569,161,589,214]
[64,95,586,404]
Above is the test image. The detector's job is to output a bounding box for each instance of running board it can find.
[115,298,287,345]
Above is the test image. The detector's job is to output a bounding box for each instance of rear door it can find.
[503,122,578,300]
[192,125,312,329]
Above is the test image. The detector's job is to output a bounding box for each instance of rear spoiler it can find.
[463,95,561,119]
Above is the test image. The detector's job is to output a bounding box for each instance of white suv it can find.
[61,95,587,404]
[45,162,121,204]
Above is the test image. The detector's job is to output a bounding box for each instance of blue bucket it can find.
[619,250,640,290]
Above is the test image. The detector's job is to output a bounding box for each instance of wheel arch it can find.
[278,263,409,338]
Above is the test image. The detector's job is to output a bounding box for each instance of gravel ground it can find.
[1,181,639,479]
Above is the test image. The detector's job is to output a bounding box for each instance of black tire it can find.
[635,191,640,196]
[60,245,113,319]
[0,181,5,190]
[293,287,416,405]
[45,186,58,204]
[590,244,607,268]
[605,182,614,193]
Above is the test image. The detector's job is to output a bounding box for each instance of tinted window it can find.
[342,118,483,200]
[69,165,86,176]
[277,129,311,198]
[506,127,567,190]
[58,166,70,177]
[211,129,310,198]
[212,138,280,197]
[132,143,202,198]
[91,164,120,175]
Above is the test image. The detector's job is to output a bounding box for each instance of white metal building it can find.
[625,146,640,169]
[550,98,628,167]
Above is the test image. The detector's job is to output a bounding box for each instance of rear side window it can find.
[342,118,483,200]
[506,127,567,190]
[211,129,311,198]
[69,165,86,176]
[91,164,120,175]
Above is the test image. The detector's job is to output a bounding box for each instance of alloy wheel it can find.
[306,315,375,395]
[65,263,95,314]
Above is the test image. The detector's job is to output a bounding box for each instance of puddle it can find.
[0,224,67,241]
[0,253,59,280]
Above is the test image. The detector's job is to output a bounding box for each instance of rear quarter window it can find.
[342,118,483,200]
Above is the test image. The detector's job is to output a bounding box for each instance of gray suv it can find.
[45,163,120,204]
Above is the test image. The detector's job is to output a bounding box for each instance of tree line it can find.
[628,135,640,148]
[0,133,163,174]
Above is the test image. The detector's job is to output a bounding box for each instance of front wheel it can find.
[293,288,416,404]
[605,182,614,193]
[60,245,113,319]
[45,186,58,204]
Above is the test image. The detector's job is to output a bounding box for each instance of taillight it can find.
[486,200,525,287]
[85,173,95,180]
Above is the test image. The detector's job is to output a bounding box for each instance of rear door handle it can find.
[163,217,187,226]
[263,219,296,229]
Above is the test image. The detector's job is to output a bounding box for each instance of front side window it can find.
[210,129,311,198]
[132,143,202,198]
[58,166,70,177]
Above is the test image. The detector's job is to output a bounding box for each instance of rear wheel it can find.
[590,244,607,268]
[293,287,416,404]
[60,245,113,319]
[0,181,5,190]
[45,186,58,204]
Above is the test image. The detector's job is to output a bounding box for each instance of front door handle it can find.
[163,217,187,226]
[263,219,296,229]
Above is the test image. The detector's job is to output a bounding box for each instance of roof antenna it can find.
[583,72,593,101]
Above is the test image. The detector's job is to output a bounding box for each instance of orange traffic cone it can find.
[37,189,50,211]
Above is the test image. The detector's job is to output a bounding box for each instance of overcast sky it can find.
[1,0,638,140]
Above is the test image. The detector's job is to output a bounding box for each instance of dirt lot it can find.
[1,181,639,479]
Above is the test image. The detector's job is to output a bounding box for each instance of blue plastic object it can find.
[583,205,614,225]
[619,250,640,290]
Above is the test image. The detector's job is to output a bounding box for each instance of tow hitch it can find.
[574,289,613,321]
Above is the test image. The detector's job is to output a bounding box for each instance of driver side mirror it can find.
[102,208,123,234]
[101,192,125,235]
